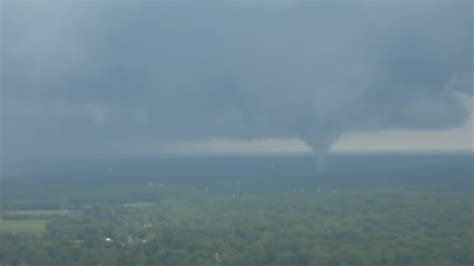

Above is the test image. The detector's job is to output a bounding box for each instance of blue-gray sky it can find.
[1,0,473,160]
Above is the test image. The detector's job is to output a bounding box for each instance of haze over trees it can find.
[1,154,473,266]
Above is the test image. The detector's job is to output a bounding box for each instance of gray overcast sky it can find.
[1,0,473,159]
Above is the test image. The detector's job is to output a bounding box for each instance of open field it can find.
[4,210,79,217]
[4,210,77,216]
[123,202,157,208]
[2,210,80,221]
[0,220,48,235]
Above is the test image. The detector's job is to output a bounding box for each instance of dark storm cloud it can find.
[1,0,472,159]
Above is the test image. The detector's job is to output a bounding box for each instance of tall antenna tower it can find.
[0,0,4,222]
[236,180,240,198]
[0,126,2,222]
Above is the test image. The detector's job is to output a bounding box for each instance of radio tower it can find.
[236,180,240,198]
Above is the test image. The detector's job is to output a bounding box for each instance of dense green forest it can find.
[1,154,473,265]
[1,186,473,265]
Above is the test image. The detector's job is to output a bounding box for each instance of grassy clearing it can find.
[123,202,157,208]
[5,210,79,216]
[5,210,77,216]
[3,210,80,220]
[0,220,48,235]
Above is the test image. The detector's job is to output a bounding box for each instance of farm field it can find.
[0,220,47,236]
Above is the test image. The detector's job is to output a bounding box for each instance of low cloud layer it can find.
[1,1,472,161]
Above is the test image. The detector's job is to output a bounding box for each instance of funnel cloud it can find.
[1,1,472,162]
